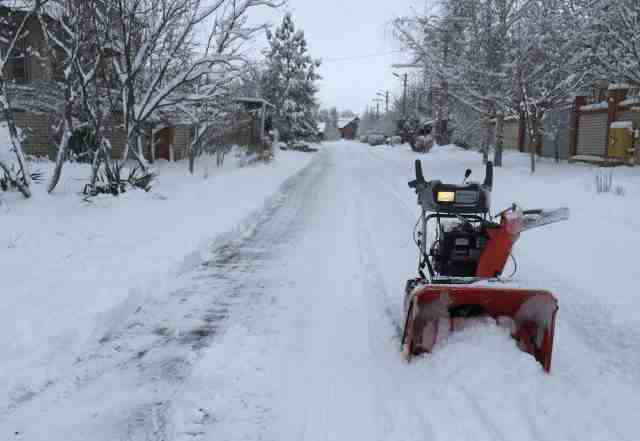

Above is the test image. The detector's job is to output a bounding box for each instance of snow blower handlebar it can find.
[408,160,494,215]
[408,160,493,192]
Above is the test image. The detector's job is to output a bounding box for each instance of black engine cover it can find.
[433,228,488,277]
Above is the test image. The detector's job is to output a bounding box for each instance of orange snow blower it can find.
[402,160,569,372]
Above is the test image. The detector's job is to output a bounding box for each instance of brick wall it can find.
[8,110,128,160]
[13,110,58,159]
[103,119,127,160]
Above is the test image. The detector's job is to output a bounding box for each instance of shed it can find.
[338,117,360,139]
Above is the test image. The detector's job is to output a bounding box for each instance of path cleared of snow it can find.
[173,142,640,441]
[3,140,640,440]
[0,149,314,414]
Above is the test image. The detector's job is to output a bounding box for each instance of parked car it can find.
[386,135,403,146]
[368,133,386,146]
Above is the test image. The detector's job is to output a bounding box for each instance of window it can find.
[1,43,29,82]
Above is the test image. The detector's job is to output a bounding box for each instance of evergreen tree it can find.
[262,13,321,142]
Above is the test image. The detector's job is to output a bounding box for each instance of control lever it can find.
[463,169,472,184]
[408,159,426,190]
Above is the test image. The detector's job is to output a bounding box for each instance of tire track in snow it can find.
[354,177,506,441]
[366,145,640,382]
[351,143,640,440]
[352,166,439,441]
[517,257,640,386]
[123,153,330,441]
[353,145,550,441]
[1,154,329,441]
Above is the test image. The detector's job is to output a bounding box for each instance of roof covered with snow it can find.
[611,121,633,130]
[580,101,609,111]
[338,117,358,129]
[620,97,640,107]
[1,0,65,19]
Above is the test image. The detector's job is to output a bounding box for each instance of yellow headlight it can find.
[436,191,455,202]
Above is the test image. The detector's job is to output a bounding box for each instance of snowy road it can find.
[4,141,640,440]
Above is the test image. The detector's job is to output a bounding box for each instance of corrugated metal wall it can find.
[577,112,608,156]
[503,120,519,150]
[542,107,571,159]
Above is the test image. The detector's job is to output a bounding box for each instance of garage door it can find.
[577,112,608,156]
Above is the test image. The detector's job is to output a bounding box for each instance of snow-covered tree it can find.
[103,0,280,172]
[39,0,110,193]
[506,0,585,172]
[317,108,329,123]
[261,13,320,143]
[579,0,640,88]
[395,0,584,171]
[328,107,339,129]
[178,1,280,173]
[0,0,50,198]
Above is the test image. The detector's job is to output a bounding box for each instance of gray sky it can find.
[249,0,423,115]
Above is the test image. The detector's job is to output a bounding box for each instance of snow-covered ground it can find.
[2,140,640,440]
[0,149,314,421]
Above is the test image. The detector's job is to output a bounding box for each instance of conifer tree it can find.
[262,13,321,142]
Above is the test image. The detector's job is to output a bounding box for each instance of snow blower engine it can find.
[402,160,569,372]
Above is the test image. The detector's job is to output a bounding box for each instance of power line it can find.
[320,50,404,63]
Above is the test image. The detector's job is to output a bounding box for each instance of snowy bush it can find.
[237,145,275,167]
[595,169,612,194]
[1,167,43,192]
[83,161,155,196]
[595,169,626,196]
[67,126,99,164]
[613,185,627,197]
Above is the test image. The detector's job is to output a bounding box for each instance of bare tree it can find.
[395,0,587,173]
[180,0,281,173]
[103,0,281,174]
[395,0,532,166]
[37,0,124,193]
[580,0,640,88]
[507,0,585,172]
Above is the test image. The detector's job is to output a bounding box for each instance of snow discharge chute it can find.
[402,160,567,372]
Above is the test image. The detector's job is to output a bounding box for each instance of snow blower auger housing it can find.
[402,160,569,372]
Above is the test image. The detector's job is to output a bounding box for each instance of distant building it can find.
[338,116,359,139]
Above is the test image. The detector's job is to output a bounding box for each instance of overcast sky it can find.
[248,0,424,115]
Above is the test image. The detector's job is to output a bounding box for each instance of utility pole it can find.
[377,91,390,113]
[373,98,383,119]
[402,74,408,117]
[393,72,409,117]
